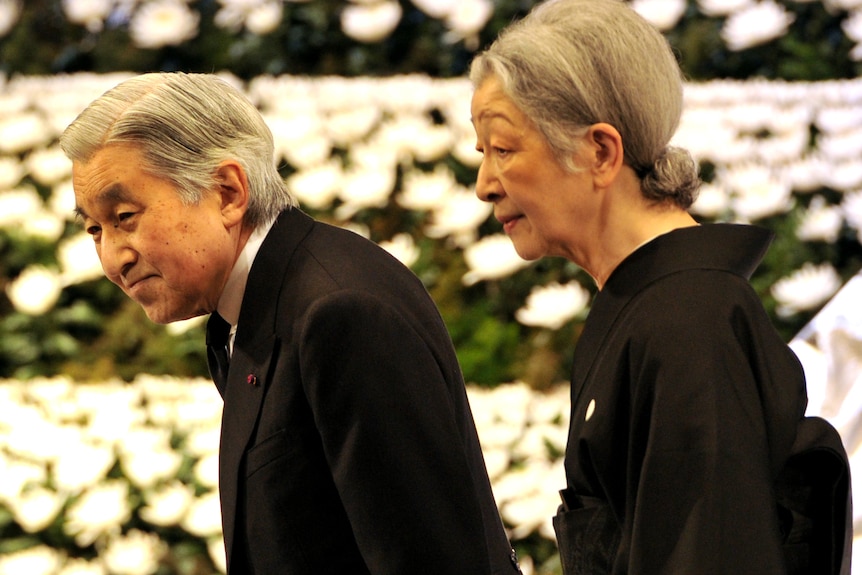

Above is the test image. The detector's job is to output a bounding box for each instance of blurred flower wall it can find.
[2,0,862,573]
[2,72,862,387]
[2,377,571,575]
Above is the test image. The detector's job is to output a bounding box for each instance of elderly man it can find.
[61,72,520,575]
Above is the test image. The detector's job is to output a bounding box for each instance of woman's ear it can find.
[586,123,625,187]
[215,160,249,228]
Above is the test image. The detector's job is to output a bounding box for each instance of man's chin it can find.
[141,307,194,325]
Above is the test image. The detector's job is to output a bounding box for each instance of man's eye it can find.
[494,147,510,157]
[87,225,101,239]
[118,212,135,221]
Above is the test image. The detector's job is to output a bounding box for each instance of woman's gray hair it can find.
[59,72,296,228]
[469,0,700,208]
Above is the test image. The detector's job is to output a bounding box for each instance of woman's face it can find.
[471,75,595,261]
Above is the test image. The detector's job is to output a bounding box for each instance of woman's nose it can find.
[475,158,503,203]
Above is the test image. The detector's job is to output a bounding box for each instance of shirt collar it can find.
[216,218,276,329]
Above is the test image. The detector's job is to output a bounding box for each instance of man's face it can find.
[73,143,240,324]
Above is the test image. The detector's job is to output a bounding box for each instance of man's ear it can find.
[215,160,249,228]
[586,123,625,188]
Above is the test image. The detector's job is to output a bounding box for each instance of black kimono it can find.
[555,224,809,574]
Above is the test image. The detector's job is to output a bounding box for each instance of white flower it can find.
[118,428,183,489]
[53,441,115,493]
[817,127,862,162]
[103,529,164,575]
[378,233,421,268]
[824,0,862,11]
[282,136,333,170]
[842,9,862,43]
[0,457,45,505]
[84,396,146,445]
[0,545,62,575]
[62,0,114,32]
[25,146,73,186]
[481,447,510,480]
[349,138,400,171]
[193,452,220,488]
[246,1,283,35]
[445,0,493,38]
[341,1,402,43]
[689,182,730,218]
[411,124,454,163]
[461,234,531,285]
[129,0,200,49]
[825,159,862,191]
[816,104,862,135]
[0,112,51,154]
[512,422,567,461]
[452,134,483,168]
[722,164,794,221]
[0,186,45,230]
[397,165,457,211]
[139,482,194,528]
[64,480,132,546]
[842,190,862,240]
[0,0,21,38]
[515,282,591,330]
[721,0,795,51]
[6,265,63,316]
[185,427,222,457]
[335,165,396,218]
[425,187,492,246]
[23,211,66,241]
[630,0,687,31]
[376,115,452,163]
[501,490,560,541]
[410,0,456,19]
[208,538,228,574]
[50,179,77,217]
[181,490,223,536]
[796,196,843,243]
[9,486,65,533]
[0,156,24,190]
[771,262,842,317]
[696,0,753,17]
[165,314,205,335]
[58,231,105,286]
[324,106,381,147]
[786,154,830,192]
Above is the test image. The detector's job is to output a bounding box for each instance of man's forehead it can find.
[73,182,132,220]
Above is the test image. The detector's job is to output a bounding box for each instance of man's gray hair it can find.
[470,0,700,208]
[60,72,296,228]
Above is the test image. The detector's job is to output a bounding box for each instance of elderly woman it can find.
[470,0,848,573]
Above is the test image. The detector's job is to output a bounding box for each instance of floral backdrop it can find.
[1,0,862,574]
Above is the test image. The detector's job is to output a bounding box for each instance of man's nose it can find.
[98,231,136,282]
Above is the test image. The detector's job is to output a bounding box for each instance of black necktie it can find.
[206,312,231,398]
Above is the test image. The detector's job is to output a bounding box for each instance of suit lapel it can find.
[217,208,315,567]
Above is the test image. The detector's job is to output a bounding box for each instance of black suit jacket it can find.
[217,208,520,574]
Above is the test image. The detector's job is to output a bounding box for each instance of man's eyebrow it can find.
[73,184,130,222]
